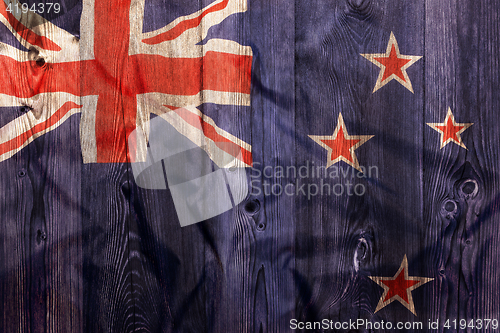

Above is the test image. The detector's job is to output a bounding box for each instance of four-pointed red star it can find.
[309,113,373,171]
[361,32,422,93]
[427,107,473,149]
[369,255,434,316]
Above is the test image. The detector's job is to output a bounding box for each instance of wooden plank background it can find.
[1,0,499,332]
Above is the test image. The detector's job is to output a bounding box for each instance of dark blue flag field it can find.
[1,0,499,332]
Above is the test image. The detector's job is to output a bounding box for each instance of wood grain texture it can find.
[423,0,500,331]
[0,0,499,332]
[0,111,83,333]
[475,0,500,323]
[0,107,33,333]
[295,0,426,326]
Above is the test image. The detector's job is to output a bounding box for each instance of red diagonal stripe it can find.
[165,106,252,165]
[142,0,229,44]
[0,2,61,51]
[0,101,82,155]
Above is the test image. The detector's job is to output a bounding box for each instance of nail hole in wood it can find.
[257,222,266,231]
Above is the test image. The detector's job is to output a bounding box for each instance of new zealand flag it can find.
[1,0,499,332]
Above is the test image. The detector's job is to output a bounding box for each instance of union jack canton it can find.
[0,0,253,166]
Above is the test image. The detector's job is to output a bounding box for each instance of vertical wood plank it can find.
[83,164,161,333]
[423,0,500,328]
[42,116,83,333]
[0,107,33,333]
[294,0,427,327]
[0,113,83,333]
[190,0,297,331]
[474,0,500,322]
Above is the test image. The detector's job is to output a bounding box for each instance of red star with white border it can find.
[427,107,473,149]
[308,113,373,172]
[369,255,434,316]
[361,32,422,93]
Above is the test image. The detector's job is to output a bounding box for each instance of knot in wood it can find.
[121,181,132,196]
[244,199,260,215]
[19,105,31,115]
[256,222,266,231]
[441,199,459,219]
[443,200,457,213]
[36,58,46,67]
[460,179,478,199]
[37,229,47,242]
[354,236,370,272]
[347,0,370,13]
[348,0,364,8]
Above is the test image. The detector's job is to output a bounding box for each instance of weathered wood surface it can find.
[1,0,499,332]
